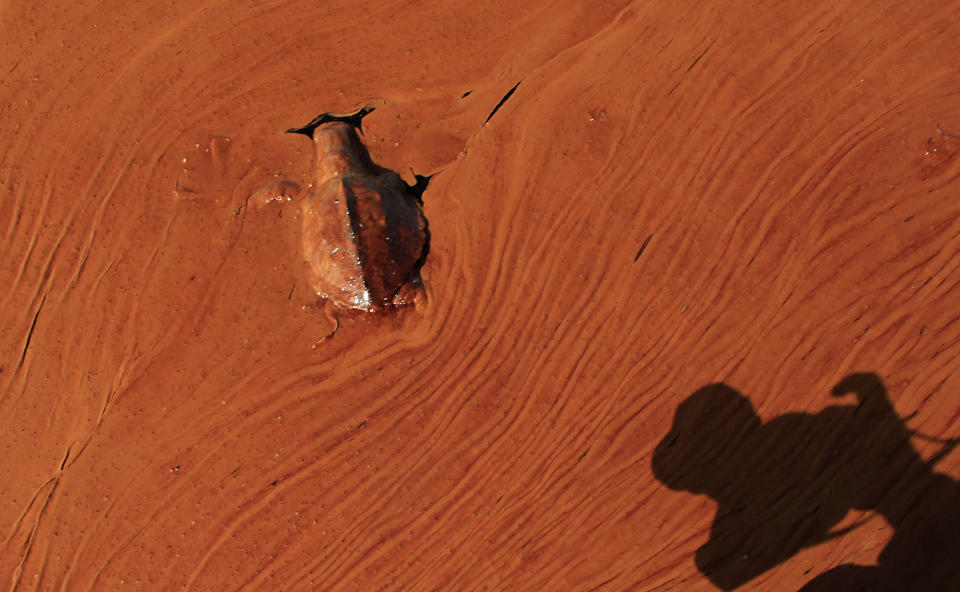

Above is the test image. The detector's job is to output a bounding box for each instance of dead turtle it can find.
[286,107,429,314]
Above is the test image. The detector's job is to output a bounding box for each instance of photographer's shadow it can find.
[652,373,960,590]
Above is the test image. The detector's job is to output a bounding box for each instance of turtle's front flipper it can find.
[409,173,432,204]
[287,105,376,138]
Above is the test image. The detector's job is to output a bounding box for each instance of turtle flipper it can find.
[286,105,376,137]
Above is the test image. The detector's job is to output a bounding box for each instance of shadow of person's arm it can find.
[694,495,866,590]
[831,373,898,420]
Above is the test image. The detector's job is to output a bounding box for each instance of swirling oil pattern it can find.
[2,0,960,591]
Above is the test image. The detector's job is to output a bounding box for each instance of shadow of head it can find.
[652,384,761,495]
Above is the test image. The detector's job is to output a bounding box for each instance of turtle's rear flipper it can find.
[286,105,375,137]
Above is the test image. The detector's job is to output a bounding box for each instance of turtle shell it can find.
[295,112,428,312]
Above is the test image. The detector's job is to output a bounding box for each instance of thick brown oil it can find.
[3,1,960,589]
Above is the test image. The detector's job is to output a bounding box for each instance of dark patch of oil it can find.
[634,233,653,262]
[287,105,376,136]
[484,81,521,124]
